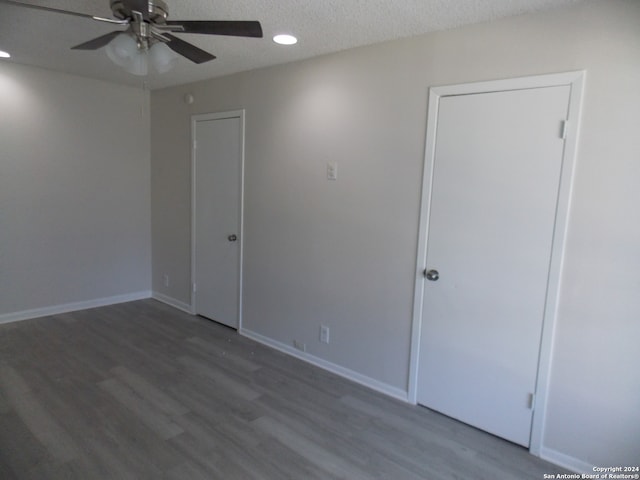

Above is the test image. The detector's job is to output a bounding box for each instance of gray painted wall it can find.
[150,0,639,469]
[0,63,151,316]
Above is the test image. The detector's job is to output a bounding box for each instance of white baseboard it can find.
[151,292,193,314]
[240,327,408,402]
[540,447,594,474]
[0,291,152,325]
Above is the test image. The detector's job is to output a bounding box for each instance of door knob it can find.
[424,269,439,281]
[228,234,237,242]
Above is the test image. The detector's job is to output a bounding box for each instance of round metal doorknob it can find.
[228,234,237,242]
[425,269,439,281]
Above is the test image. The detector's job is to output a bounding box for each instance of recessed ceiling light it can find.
[0,50,11,58]
[273,34,297,46]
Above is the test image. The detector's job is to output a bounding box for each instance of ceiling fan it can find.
[1,0,263,71]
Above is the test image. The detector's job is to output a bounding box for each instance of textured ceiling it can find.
[0,0,581,90]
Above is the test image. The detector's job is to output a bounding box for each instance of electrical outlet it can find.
[320,325,330,344]
[293,340,306,352]
[163,274,170,287]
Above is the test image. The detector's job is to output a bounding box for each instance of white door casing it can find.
[192,111,245,329]
[408,72,585,454]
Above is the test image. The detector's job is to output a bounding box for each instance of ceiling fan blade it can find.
[0,0,128,24]
[164,34,216,64]
[71,31,122,50]
[165,20,263,38]
[0,0,93,19]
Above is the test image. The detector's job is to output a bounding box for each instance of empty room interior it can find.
[1,0,638,478]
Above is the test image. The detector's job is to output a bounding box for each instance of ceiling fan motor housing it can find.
[110,0,169,23]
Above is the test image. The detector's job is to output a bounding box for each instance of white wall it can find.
[0,63,151,318]
[151,0,640,469]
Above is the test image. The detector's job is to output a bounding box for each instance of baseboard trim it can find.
[240,327,408,402]
[0,291,152,325]
[151,292,193,314]
[540,447,593,474]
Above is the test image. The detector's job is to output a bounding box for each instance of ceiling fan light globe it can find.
[124,50,149,76]
[106,33,138,67]
[149,42,178,74]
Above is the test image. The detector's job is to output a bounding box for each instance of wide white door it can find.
[417,86,571,447]
[193,113,243,328]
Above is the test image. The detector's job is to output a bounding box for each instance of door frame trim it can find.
[190,109,246,329]
[408,71,585,455]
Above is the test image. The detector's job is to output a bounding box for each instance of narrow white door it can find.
[193,113,243,328]
[417,86,571,447]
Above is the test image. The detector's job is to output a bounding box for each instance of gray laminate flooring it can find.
[0,299,564,479]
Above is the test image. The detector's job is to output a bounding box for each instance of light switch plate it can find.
[327,162,338,180]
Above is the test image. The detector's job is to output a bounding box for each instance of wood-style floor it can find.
[0,299,562,479]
